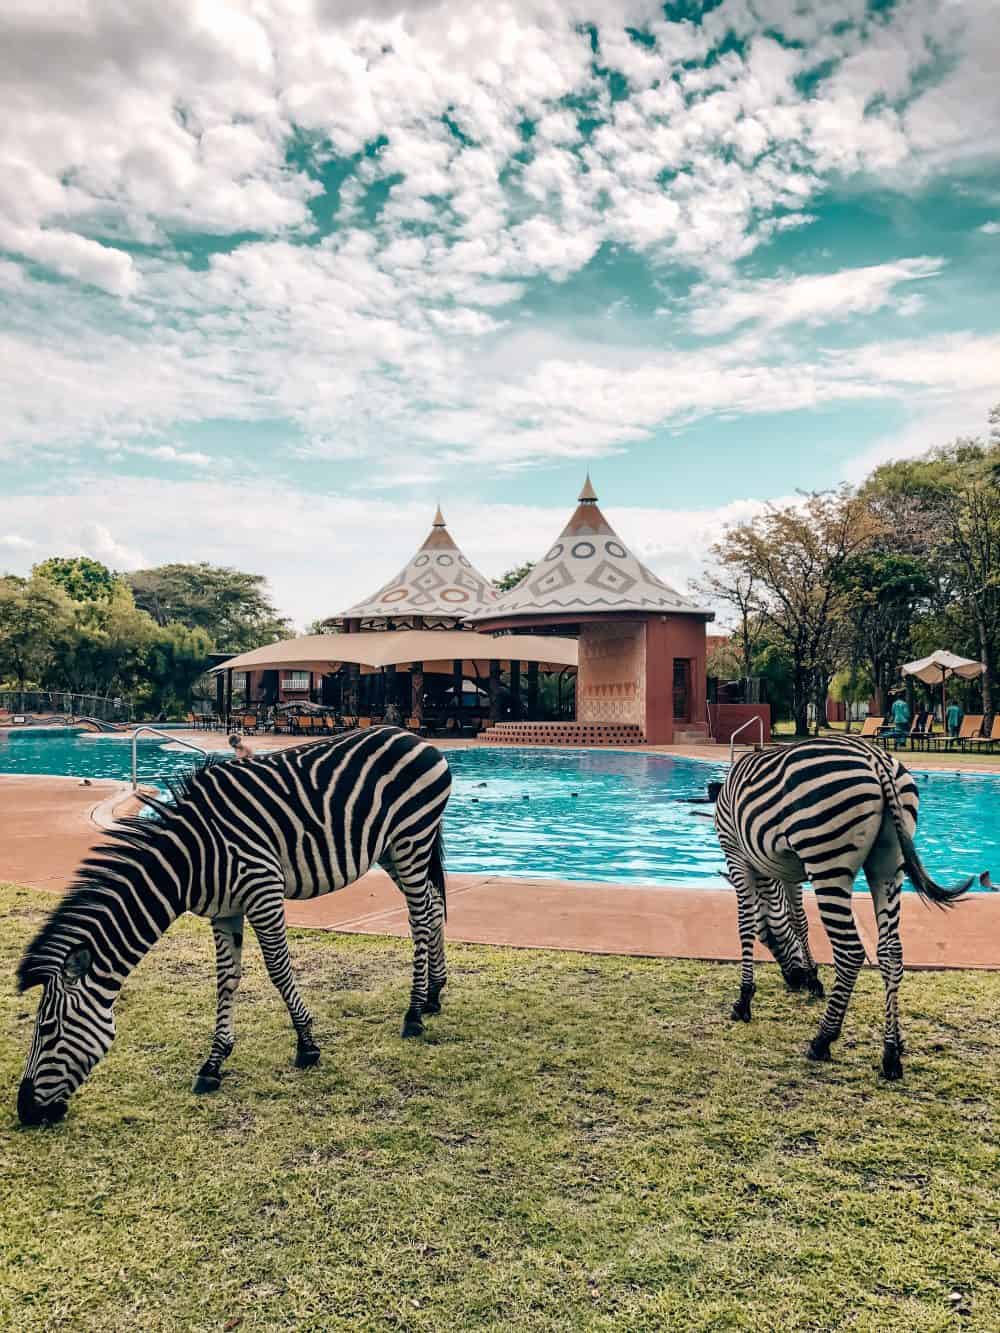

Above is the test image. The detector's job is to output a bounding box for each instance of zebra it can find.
[714,735,976,1080]
[16,725,451,1126]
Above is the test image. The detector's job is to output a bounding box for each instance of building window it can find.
[233,672,247,692]
[282,672,310,692]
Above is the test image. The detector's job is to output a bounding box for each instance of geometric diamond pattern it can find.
[340,509,499,624]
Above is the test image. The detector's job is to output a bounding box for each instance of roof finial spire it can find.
[432,503,446,527]
[578,473,598,504]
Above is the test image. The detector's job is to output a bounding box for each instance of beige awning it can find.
[213,629,578,676]
[901,650,985,685]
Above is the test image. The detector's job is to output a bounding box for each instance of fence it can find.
[0,691,133,723]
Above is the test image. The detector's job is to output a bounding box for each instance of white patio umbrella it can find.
[901,650,985,721]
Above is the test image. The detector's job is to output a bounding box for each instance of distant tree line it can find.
[701,406,1000,736]
[0,558,288,716]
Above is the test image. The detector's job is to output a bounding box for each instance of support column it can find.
[489,659,501,722]
[527,661,539,720]
[453,658,463,723]
[411,663,424,724]
[225,669,233,731]
[346,617,361,714]
[215,672,225,720]
[509,659,521,720]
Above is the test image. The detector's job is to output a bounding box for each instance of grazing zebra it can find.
[714,735,976,1080]
[16,726,451,1126]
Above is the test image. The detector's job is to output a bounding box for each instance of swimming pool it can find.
[1,732,995,889]
[0,729,230,789]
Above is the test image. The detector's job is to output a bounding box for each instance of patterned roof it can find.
[339,508,499,623]
[467,476,711,623]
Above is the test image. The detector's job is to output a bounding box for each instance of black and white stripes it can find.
[17,726,451,1124]
[714,735,974,1079]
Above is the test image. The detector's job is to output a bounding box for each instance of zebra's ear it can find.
[61,947,93,984]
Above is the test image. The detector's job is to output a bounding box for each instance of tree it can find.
[127,563,290,652]
[0,574,74,689]
[143,623,216,716]
[866,413,1000,726]
[695,570,759,683]
[50,582,159,697]
[834,549,934,715]
[33,556,119,603]
[708,489,876,736]
[494,562,534,592]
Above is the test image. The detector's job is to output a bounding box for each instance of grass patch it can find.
[2,882,999,1331]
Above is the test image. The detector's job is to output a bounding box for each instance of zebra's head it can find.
[17,944,117,1127]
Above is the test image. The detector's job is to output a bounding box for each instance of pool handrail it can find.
[729,716,764,764]
[131,725,209,790]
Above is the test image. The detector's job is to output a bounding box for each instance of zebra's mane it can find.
[15,759,225,993]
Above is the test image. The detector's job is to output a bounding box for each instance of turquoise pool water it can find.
[1,732,995,889]
[0,729,230,789]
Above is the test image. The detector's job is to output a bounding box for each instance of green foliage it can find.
[138,622,215,717]
[2,883,999,1331]
[32,556,119,603]
[0,573,74,688]
[493,561,534,592]
[127,563,290,652]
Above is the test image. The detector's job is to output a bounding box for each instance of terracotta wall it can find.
[576,622,646,725]
[707,703,771,744]
[644,615,708,745]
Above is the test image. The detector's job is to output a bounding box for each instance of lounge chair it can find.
[962,715,1000,752]
[858,716,887,745]
[921,714,985,752]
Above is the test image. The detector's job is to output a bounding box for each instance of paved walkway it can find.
[2,771,997,970]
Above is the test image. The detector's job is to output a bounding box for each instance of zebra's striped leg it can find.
[865,851,906,1080]
[399,884,436,1037]
[783,882,824,1000]
[806,874,867,1063]
[425,903,447,1017]
[729,861,758,1022]
[382,836,440,1037]
[194,914,245,1094]
[249,912,320,1069]
[756,879,810,991]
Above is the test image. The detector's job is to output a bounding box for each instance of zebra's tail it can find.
[873,752,975,906]
[428,824,447,922]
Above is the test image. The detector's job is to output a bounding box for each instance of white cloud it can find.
[0,0,997,487]
[0,223,138,297]
[690,257,943,336]
[0,477,781,627]
[77,522,145,571]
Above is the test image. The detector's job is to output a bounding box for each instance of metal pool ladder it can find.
[729,716,764,764]
[131,725,209,791]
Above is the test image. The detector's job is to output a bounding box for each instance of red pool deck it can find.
[2,771,997,970]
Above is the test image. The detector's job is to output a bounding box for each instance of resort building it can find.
[214,479,760,745]
[467,478,714,745]
[216,508,577,731]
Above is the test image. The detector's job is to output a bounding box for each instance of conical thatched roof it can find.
[467,476,711,624]
[340,508,498,624]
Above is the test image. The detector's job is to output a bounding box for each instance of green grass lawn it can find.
[2,883,999,1332]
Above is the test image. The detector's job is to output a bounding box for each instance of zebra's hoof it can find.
[806,1038,832,1063]
[806,970,825,1001]
[730,1001,752,1022]
[295,1043,321,1069]
[881,1045,904,1081]
[192,1072,222,1094]
[401,1018,424,1038]
[424,992,443,1016]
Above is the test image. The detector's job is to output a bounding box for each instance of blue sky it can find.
[1,0,998,626]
